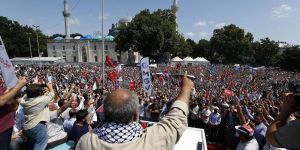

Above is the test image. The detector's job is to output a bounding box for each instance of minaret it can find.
[63,0,71,39]
[171,0,179,24]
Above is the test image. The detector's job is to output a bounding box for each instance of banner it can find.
[140,57,152,96]
[0,36,18,88]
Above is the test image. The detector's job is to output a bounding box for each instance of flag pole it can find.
[101,0,105,89]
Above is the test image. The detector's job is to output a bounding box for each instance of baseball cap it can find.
[235,124,254,137]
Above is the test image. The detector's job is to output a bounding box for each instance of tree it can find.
[280,46,300,70]
[210,24,254,64]
[192,39,211,59]
[115,9,186,61]
[0,16,48,57]
[253,38,280,66]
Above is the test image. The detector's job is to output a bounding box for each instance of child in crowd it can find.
[70,109,89,147]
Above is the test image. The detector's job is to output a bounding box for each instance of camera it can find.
[289,81,300,106]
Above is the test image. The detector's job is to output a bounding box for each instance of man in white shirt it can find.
[236,124,259,150]
[21,83,55,150]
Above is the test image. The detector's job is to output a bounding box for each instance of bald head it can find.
[103,88,139,124]
[109,89,132,106]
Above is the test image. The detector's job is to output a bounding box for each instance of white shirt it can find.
[20,91,55,130]
[236,138,259,150]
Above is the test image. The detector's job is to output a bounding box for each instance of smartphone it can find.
[197,141,202,150]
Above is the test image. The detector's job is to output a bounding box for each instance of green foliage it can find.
[192,39,211,59]
[0,16,48,57]
[280,46,300,70]
[253,38,280,66]
[115,9,188,61]
[210,24,254,64]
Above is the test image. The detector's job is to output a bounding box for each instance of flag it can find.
[105,55,115,68]
[108,69,118,82]
[33,76,38,83]
[92,82,97,90]
[223,89,234,97]
[0,36,18,87]
[116,64,122,73]
[140,57,152,96]
[47,74,52,83]
[96,104,103,113]
[129,81,136,90]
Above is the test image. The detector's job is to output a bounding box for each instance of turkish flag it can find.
[129,81,136,90]
[105,55,115,68]
[223,89,234,97]
[109,70,118,82]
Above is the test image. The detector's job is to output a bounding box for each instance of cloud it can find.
[186,32,195,37]
[208,21,215,25]
[194,21,206,27]
[271,4,294,18]
[98,12,109,21]
[215,22,226,28]
[70,18,80,25]
[199,31,209,37]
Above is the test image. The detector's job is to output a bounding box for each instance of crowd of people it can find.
[0,63,299,150]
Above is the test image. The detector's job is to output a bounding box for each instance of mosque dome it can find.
[118,16,132,24]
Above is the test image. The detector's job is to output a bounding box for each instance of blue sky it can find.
[0,0,299,44]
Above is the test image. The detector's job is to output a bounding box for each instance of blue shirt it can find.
[209,112,221,125]
[63,117,76,134]
[254,122,267,148]
[71,122,89,144]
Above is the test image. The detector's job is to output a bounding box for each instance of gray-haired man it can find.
[76,72,194,150]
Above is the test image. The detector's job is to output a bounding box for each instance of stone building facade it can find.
[47,39,118,63]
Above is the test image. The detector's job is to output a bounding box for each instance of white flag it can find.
[33,75,38,83]
[140,57,152,96]
[92,82,97,90]
[47,74,52,83]
[0,36,18,88]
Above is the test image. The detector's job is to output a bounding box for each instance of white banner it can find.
[0,36,18,88]
[140,57,152,96]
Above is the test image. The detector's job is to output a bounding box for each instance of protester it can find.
[20,83,55,150]
[266,93,300,149]
[71,109,90,147]
[0,62,299,150]
[0,77,27,150]
[235,124,259,150]
[75,72,194,150]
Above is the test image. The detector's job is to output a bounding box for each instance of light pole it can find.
[101,0,105,89]
[33,25,41,68]
[26,33,33,64]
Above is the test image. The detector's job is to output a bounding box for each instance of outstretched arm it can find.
[57,84,75,116]
[0,77,27,106]
[266,94,296,147]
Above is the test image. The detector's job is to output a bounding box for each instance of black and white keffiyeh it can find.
[95,122,144,143]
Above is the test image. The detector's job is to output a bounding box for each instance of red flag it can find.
[141,122,147,129]
[105,55,115,68]
[129,81,136,90]
[109,69,118,82]
[96,104,103,113]
[223,89,234,97]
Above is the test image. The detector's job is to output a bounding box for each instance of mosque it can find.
[47,0,178,64]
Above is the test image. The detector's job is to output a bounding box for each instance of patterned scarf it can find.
[95,122,144,143]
